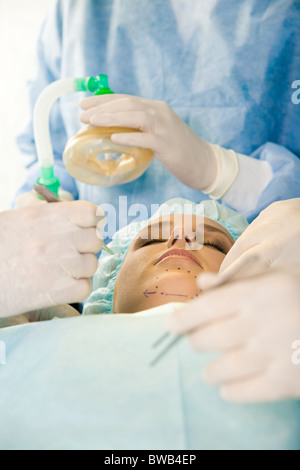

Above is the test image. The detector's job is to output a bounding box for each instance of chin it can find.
[150,273,201,301]
[114,274,201,314]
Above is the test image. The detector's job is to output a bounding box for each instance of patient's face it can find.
[114,214,234,313]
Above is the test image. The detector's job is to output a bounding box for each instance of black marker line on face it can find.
[144,267,200,300]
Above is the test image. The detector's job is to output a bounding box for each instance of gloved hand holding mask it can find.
[80,94,240,197]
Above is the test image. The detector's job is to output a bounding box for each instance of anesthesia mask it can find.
[34,74,154,195]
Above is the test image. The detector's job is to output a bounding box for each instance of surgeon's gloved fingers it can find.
[73,227,103,254]
[219,374,295,404]
[219,247,271,278]
[203,350,269,387]
[219,218,283,275]
[58,188,74,201]
[60,253,98,279]
[89,111,154,133]
[188,315,253,352]
[111,132,162,152]
[219,246,255,275]
[80,93,220,191]
[71,279,93,303]
[15,191,47,208]
[81,99,148,123]
[166,286,242,335]
[64,201,104,228]
[52,279,93,306]
[15,189,73,209]
[79,93,136,111]
[197,272,219,291]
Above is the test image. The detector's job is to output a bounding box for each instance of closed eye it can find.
[204,240,228,254]
[140,238,168,247]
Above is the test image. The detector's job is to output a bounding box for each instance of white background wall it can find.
[0,0,55,211]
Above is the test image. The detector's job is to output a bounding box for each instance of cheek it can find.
[203,249,226,272]
[113,252,153,312]
[114,263,138,302]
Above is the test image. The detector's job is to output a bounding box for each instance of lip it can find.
[155,249,202,267]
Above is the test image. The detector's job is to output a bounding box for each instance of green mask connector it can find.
[37,167,60,197]
[74,74,115,96]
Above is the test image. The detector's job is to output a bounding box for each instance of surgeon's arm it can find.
[220,143,300,222]
[80,95,300,221]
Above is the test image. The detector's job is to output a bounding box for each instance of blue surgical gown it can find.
[15,0,300,230]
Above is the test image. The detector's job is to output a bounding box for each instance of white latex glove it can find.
[220,199,300,277]
[80,94,218,191]
[15,188,74,208]
[0,201,105,318]
[166,266,300,404]
[0,304,79,329]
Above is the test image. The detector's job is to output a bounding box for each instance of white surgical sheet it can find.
[0,304,299,450]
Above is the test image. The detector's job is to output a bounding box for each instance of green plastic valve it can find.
[37,167,60,197]
[93,74,115,95]
[74,74,114,95]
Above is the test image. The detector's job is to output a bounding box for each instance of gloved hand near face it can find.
[219,199,300,278]
[167,265,300,404]
[166,198,300,404]
[0,201,105,318]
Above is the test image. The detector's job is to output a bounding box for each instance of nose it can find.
[167,225,197,249]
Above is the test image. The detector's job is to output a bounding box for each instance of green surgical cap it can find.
[83,198,249,315]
